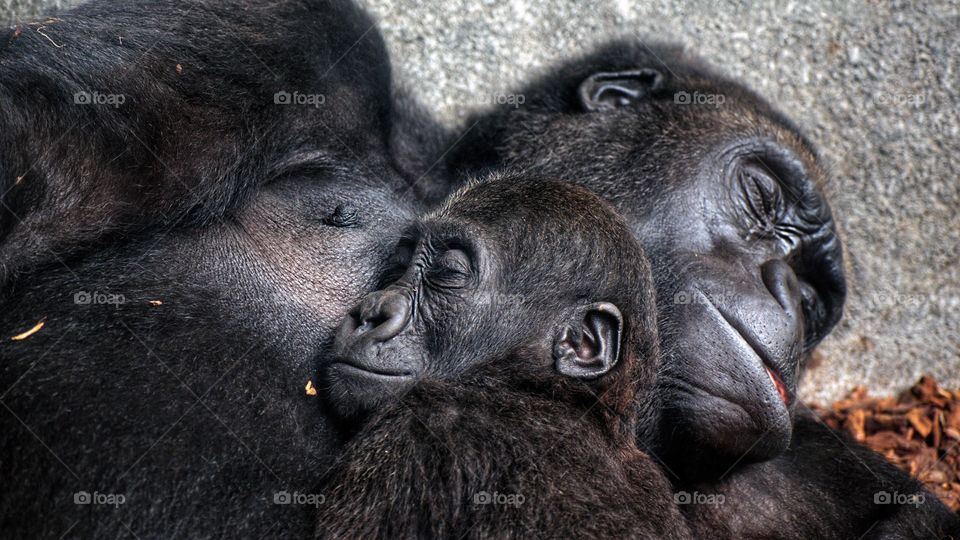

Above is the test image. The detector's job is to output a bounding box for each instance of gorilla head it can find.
[316,177,690,539]
[322,175,659,430]
[443,41,847,474]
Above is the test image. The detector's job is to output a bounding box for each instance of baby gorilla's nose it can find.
[325,287,418,420]
[349,289,411,342]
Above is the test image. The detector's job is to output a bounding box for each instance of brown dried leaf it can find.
[818,375,960,512]
[845,408,867,441]
[10,320,44,341]
[907,408,933,438]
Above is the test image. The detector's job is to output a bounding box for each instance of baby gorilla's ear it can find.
[553,302,623,379]
[577,69,664,112]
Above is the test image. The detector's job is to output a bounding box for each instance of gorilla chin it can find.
[659,292,798,475]
[664,378,794,474]
[322,360,417,420]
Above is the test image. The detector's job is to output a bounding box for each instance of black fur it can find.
[429,40,848,467]
[0,0,424,537]
[316,371,688,539]
[315,178,690,538]
[682,413,960,539]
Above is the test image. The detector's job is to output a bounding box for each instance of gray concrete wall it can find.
[5,0,958,402]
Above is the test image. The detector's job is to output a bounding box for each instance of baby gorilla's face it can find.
[322,220,495,419]
[320,180,638,421]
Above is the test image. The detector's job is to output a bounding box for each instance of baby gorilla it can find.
[316,177,690,539]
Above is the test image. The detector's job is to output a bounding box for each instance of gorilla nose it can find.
[760,259,802,320]
[345,289,411,344]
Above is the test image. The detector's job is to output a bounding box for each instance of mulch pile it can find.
[811,375,960,511]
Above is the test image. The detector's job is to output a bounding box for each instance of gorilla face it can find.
[322,178,657,423]
[322,222,492,417]
[444,45,846,472]
[579,92,844,468]
[636,137,844,468]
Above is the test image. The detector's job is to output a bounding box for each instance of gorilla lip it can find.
[329,360,414,379]
[764,365,789,406]
[700,291,791,407]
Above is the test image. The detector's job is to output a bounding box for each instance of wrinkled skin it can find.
[0,0,421,536]
[435,42,846,473]
[634,136,844,470]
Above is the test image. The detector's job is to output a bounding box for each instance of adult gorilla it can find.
[0,0,420,536]
[433,41,846,473]
[426,41,960,535]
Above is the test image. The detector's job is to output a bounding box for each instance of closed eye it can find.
[322,203,361,228]
[739,162,785,232]
[427,248,474,289]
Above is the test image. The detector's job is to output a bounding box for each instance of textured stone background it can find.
[5,1,958,402]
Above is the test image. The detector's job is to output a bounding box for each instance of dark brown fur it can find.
[315,178,691,539]
[315,365,689,539]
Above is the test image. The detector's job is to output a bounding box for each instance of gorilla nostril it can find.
[359,311,389,332]
[760,259,802,316]
[351,291,410,342]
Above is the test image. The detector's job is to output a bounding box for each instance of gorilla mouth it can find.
[329,360,415,379]
[764,365,789,406]
[322,361,418,421]
[699,292,792,407]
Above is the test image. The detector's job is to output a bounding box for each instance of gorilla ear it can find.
[578,69,664,112]
[554,302,623,379]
